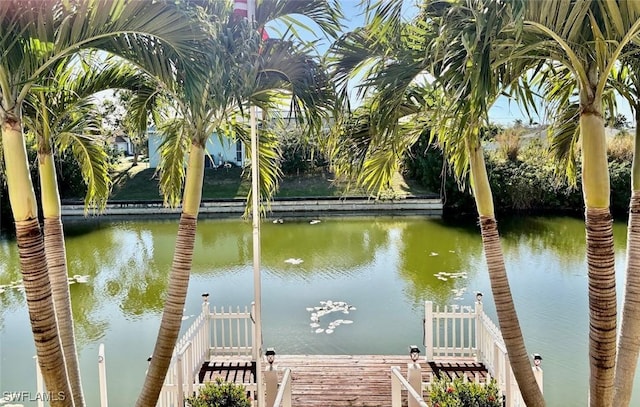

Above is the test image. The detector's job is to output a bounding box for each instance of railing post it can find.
[504,354,513,407]
[251,302,257,361]
[533,354,544,396]
[424,301,434,362]
[98,344,109,407]
[34,356,44,407]
[475,294,483,363]
[186,342,194,396]
[407,362,423,407]
[265,363,278,407]
[391,366,402,407]
[202,293,211,358]
[177,353,184,406]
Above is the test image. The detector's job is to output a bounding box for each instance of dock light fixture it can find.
[533,353,542,367]
[266,348,276,366]
[476,292,483,302]
[409,345,421,362]
[202,292,209,302]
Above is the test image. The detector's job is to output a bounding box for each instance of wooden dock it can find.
[199,354,487,407]
[159,301,533,407]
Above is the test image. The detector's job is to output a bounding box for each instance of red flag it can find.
[233,0,248,18]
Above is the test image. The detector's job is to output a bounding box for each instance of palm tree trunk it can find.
[2,116,73,407]
[468,140,545,406]
[580,108,617,407]
[136,143,204,407]
[40,152,86,407]
[613,116,640,407]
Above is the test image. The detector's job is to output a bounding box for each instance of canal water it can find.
[0,215,635,406]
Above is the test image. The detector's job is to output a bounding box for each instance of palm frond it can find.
[56,128,112,212]
[548,101,581,185]
[157,118,190,207]
[233,119,282,216]
[257,0,344,40]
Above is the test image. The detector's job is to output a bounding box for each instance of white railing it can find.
[424,300,543,407]
[210,304,254,357]
[34,345,109,407]
[270,368,292,407]
[391,366,428,407]
[157,299,256,407]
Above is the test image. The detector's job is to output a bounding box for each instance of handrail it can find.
[271,368,292,407]
[391,366,428,407]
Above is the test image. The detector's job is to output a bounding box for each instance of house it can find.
[109,132,133,156]
[147,126,246,169]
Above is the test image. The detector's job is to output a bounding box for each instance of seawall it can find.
[60,196,443,220]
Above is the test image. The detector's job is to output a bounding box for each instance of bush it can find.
[495,128,522,162]
[185,378,251,407]
[405,131,633,216]
[429,377,502,407]
[608,132,634,162]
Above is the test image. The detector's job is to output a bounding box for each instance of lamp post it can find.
[266,348,276,370]
[407,345,422,407]
[533,353,542,367]
[264,348,277,407]
[532,353,544,394]
[409,345,421,363]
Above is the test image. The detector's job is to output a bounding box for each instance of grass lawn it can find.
[109,160,433,201]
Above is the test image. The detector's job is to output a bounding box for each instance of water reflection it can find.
[0,215,637,406]
[261,218,389,278]
[395,218,483,307]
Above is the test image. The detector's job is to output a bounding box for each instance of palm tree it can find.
[328,1,545,405]
[512,2,640,405]
[22,54,159,407]
[608,56,640,406]
[0,0,205,403]
[135,1,341,405]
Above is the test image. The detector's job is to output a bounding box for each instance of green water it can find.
[0,215,635,406]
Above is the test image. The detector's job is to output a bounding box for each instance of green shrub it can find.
[185,378,251,407]
[404,132,633,216]
[429,376,502,407]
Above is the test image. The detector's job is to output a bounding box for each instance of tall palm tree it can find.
[329,1,545,405]
[512,2,640,405]
[608,57,640,407]
[0,0,204,403]
[22,55,159,407]
[135,1,341,405]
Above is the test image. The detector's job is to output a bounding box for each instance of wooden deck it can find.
[199,355,487,407]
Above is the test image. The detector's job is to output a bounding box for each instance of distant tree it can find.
[609,113,630,129]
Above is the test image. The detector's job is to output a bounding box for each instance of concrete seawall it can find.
[61,196,443,219]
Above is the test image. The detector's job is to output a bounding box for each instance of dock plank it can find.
[199,355,487,407]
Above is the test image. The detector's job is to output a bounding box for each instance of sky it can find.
[266,0,637,128]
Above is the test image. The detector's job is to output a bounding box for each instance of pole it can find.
[248,1,264,403]
[233,0,262,402]
[251,100,264,407]
[98,343,109,407]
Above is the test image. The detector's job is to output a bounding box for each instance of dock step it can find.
[427,361,488,382]
[198,360,256,384]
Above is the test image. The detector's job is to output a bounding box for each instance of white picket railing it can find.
[390,366,428,407]
[34,346,109,407]
[423,299,543,407]
[270,368,292,407]
[157,299,256,407]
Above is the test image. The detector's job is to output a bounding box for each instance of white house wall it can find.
[147,128,245,169]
